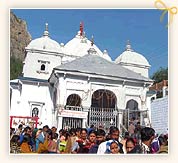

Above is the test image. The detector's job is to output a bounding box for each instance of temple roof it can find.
[54,54,152,82]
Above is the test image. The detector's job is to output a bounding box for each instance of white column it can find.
[57,116,63,130]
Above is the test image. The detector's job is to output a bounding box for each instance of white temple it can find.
[10,22,153,132]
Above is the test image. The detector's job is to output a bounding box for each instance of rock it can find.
[10,11,32,61]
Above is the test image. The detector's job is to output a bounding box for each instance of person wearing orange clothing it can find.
[20,134,33,153]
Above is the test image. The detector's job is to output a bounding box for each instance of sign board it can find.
[59,110,88,119]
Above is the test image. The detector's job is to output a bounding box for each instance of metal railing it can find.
[89,107,118,132]
[65,105,83,111]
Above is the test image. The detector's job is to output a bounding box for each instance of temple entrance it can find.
[61,94,83,130]
[122,99,139,130]
[121,99,150,134]
[126,99,139,120]
[89,89,117,132]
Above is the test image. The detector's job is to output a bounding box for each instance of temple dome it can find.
[64,23,112,61]
[64,31,103,57]
[115,40,150,78]
[115,40,150,67]
[26,23,61,53]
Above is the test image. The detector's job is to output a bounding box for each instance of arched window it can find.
[91,89,116,108]
[126,99,138,111]
[41,64,45,71]
[66,94,81,106]
[32,107,39,117]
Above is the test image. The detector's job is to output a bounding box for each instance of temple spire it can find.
[43,23,49,37]
[87,35,97,54]
[45,23,48,31]
[125,40,133,51]
[91,35,94,46]
[79,22,84,36]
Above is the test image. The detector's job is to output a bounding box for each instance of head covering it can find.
[105,140,119,154]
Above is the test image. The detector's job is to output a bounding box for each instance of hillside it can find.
[10,11,32,79]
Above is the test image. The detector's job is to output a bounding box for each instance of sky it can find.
[11,9,168,77]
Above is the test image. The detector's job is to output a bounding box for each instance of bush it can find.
[10,56,23,80]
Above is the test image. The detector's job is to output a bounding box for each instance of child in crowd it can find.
[105,140,120,154]
[110,141,120,154]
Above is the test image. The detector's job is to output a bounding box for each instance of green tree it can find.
[10,56,23,80]
[151,67,168,84]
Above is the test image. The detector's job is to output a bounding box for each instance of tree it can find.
[10,56,23,80]
[150,67,168,84]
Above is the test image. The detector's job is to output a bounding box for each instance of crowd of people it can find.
[10,122,168,154]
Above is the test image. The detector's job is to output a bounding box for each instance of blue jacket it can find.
[88,144,99,153]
